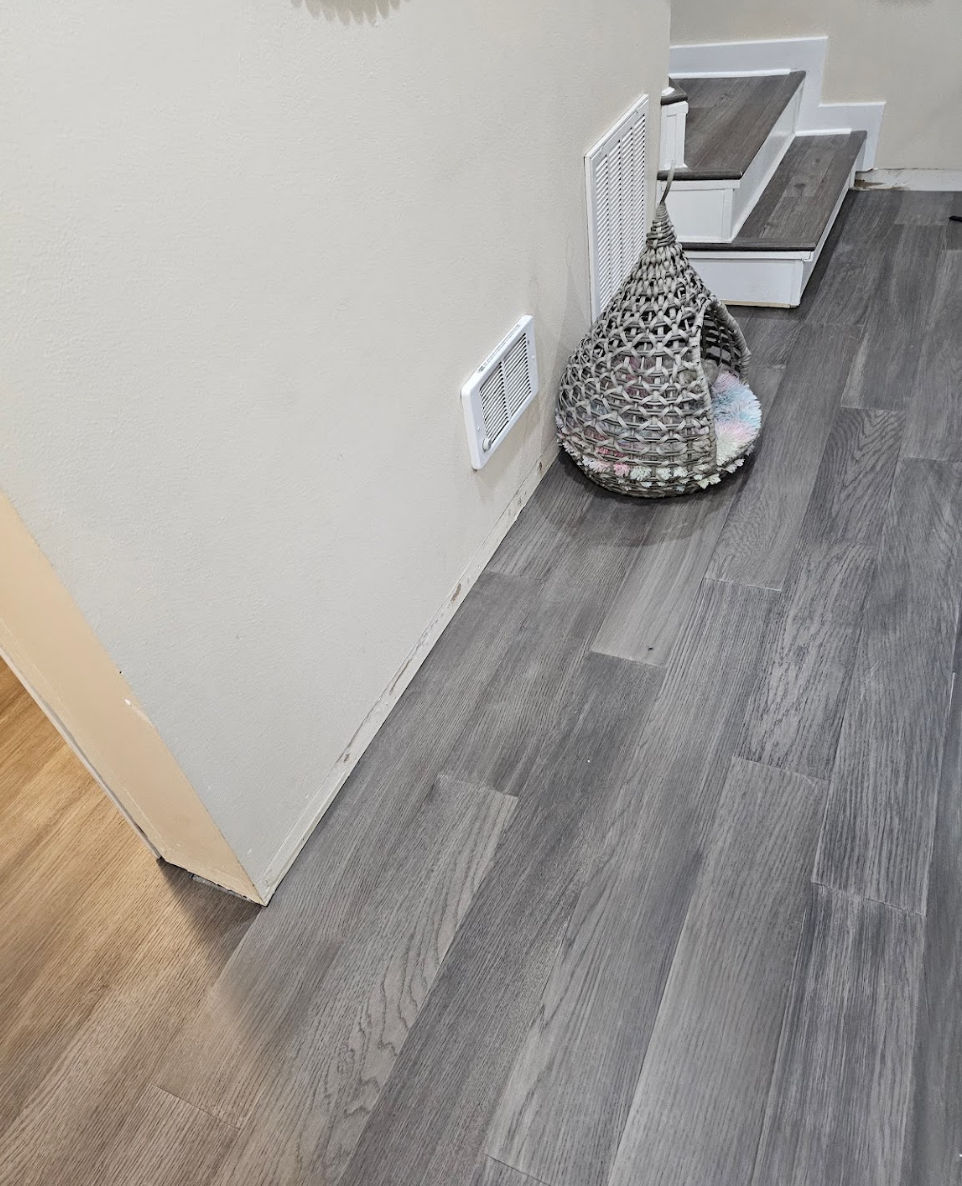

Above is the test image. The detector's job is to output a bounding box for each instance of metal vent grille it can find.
[586,94,649,318]
[461,316,539,469]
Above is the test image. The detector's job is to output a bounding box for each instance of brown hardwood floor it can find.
[0,660,257,1184]
[1,190,960,1185]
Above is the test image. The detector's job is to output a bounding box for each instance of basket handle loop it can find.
[661,164,676,205]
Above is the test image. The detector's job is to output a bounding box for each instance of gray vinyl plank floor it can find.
[484,579,776,1186]
[3,191,960,1186]
[800,189,902,328]
[841,224,945,411]
[900,674,962,1186]
[814,458,962,913]
[738,408,902,779]
[339,652,666,1186]
[751,886,924,1186]
[706,323,860,590]
[607,758,824,1186]
[904,250,962,461]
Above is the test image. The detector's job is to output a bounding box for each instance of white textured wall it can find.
[670,0,962,171]
[0,0,670,890]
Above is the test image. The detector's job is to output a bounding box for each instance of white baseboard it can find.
[808,104,884,171]
[255,440,560,901]
[670,37,884,169]
[857,168,962,192]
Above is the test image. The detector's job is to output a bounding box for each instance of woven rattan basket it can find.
[557,180,759,498]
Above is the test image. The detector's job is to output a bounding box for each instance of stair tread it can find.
[662,79,688,106]
[685,131,868,253]
[660,72,805,181]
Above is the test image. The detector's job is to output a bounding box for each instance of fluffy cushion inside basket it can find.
[710,368,762,468]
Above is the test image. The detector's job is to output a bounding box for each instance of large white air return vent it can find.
[461,316,539,469]
[586,94,649,318]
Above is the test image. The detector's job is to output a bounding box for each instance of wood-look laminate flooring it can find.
[2,190,960,1185]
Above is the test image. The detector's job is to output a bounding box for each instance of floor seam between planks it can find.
[808,877,927,921]
[143,1084,246,1132]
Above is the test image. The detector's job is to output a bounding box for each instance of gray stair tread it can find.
[659,72,805,181]
[688,131,867,253]
[662,80,688,106]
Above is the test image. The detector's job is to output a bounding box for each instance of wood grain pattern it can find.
[91,1086,237,1186]
[608,758,824,1186]
[155,571,534,1125]
[210,776,514,1186]
[739,542,876,778]
[0,660,255,1157]
[706,324,860,590]
[0,878,253,1185]
[337,654,665,1186]
[900,674,962,1186]
[751,886,924,1186]
[803,190,902,328]
[842,226,944,411]
[815,459,962,912]
[796,407,904,549]
[726,133,867,251]
[488,455,593,581]
[485,580,775,1186]
[445,479,654,798]
[895,189,954,226]
[592,481,740,666]
[747,363,789,416]
[739,407,903,778]
[473,1158,549,1186]
[732,309,801,368]
[904,252,962,461]
[674,73,804,180]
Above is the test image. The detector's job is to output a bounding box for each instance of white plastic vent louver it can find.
[461,316,539,469]
[586,94,649,318]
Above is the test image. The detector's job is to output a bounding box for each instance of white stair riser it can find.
[666,181,735,242]
[666,82,801,243]
[685,160,856,307]
[686,253,807,308]
[729,85,801,234]
[660,100,688,171]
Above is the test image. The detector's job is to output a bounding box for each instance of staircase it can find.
[661,38,884,307]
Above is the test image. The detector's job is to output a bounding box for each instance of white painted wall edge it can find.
[255,439,561,901]
[0,640,160,858]
[0,492,265,903]
[857,168,962,192]
[670,38,884,169]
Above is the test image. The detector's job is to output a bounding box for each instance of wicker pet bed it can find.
[557,178,761,498]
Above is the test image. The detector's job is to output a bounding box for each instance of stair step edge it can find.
[658,70,806,182]
[682,130,867,253]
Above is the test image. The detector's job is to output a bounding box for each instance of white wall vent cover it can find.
[461,315,539,469]
[586,94,649,318]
